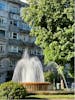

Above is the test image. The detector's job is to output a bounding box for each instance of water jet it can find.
[12,49,50,91]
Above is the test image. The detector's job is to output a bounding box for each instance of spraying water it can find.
[12,49,44,82]
[47,62,69,90]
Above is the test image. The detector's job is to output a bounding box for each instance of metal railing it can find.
[0,23,8,29]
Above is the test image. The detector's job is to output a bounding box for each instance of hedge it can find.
[0,81,27,99]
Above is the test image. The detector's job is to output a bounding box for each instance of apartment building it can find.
[0,0,43,83]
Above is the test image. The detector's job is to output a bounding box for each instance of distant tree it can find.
[22,0,74,76]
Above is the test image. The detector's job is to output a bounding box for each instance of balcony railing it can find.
[8,38,35,47]
[7,51,22,58]
[8,39,24,46]
[0,23,8,29]
[24,41,35,47]
[16,21,31,31]
[0,52,7,58]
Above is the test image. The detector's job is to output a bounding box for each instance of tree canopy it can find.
[22,0,74,67]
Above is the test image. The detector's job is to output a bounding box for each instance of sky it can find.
[20,0,28,3]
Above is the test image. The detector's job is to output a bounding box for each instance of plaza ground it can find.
[26,94,74,99]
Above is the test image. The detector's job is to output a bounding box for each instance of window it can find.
[18,47,23,53]
[0,45,3,52]
[0,2,6,10]
[12,33,18,39]
[13,20,17,26]
[0,45,5,53]
[0,17,7,24]
[0,30,5,38]
[11,46,18,53]
[10,14,20,20]
[20,23,31,30]
[10,20,13,24]
[10,6,19,14]
[13,33,17,38]
[30,49,33,54]
[29,37,35,43]
[10,20,18,27]
[10,60,16,67]
[24,34,29,42]
[0,18,1,23]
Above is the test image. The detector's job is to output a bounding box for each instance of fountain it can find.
[12,49,50,91]
[47,62,69,90]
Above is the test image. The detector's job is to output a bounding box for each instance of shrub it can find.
[0,81,27,99]
[44,71,56,83]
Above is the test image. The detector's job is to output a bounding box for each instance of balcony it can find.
[8,39,24,46]
[20,29,30,34]
[8,38,35,47]
[9,24,20,32]
[0,37,7,41]
[23,40,35,47]
[30,53,44,60]
[0,52,7,58]
[7,51,22,58]
[0,23,8,29]
[19,22,31,31]
[9,10,20,15]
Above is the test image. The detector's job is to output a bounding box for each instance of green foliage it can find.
[0,81,27,99]
[44,71,55,83]
[69,65,74,78]
[22,0,74,75]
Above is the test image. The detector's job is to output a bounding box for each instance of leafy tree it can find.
[22,0,74,76]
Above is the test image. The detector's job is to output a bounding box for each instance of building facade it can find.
[0,0,43,83]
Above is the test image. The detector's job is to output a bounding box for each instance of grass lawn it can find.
[26,94,74,99]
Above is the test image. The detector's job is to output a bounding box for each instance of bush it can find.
[44,71,56,83]
[0,81,27,99]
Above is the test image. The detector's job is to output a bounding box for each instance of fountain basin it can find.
[21,82,50,91]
